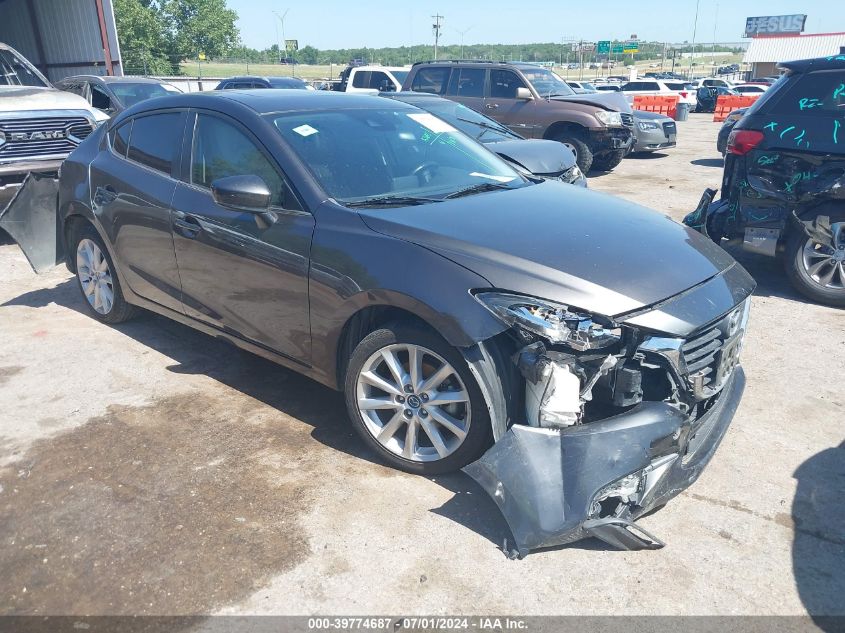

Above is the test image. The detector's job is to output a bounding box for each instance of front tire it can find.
[73,224,137,323]
[591,149,625,172]
[784,215,845,307]
[553,134,593,173]
[344,324,492,475]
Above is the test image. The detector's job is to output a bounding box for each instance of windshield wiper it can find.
[444,182,512,199]
[456,116,511,140]
[344,194,443,208]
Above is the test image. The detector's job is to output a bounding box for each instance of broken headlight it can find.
[475,292,621,351]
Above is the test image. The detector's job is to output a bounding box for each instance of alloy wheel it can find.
[76,238,114,315]
[355,344,471,463]
[802,222,845,290]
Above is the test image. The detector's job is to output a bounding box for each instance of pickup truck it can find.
[1,42,108,208]
[329,65,410,94]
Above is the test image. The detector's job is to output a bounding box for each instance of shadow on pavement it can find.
[792,442,845,628]
[626,152,670,159]
[690,158,724,168]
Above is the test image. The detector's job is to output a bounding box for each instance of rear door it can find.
[444,67,486,114]
[88,110,187,312]
[483,69,540,138]
[170,110,314,362]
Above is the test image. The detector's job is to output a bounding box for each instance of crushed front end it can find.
[462,266,754,556]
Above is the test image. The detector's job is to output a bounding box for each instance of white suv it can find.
[621,79,697,109]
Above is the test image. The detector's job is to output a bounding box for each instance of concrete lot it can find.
[1,114,843,617]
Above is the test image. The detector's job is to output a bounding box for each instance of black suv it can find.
[401,60,633,173]
[686,55,845,306]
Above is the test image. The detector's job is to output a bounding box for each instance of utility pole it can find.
[432,13,443,60]
[689,0,700,81]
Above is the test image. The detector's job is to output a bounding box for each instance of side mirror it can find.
[516,86,533,100]
[211,175,271,211]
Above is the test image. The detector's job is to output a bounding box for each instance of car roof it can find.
[779,55,845,72]
[59,75,168,84]
[380,91,444,103]
[113,89,417,121]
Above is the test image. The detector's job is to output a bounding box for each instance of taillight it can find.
[680,91,688,98]
[728,129,765,155]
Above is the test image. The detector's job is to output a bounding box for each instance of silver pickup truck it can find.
[1,42,108,208]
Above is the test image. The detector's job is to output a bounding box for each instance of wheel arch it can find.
[331,292,508,390]
[543,121,589,142]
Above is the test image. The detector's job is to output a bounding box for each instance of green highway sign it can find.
[611,44,624,54]
[623,40,639,53]
[597,40,611,54]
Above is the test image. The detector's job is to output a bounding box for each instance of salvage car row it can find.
[1,39,841,557]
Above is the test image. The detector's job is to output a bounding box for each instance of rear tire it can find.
[72,224,137,323]
[553,134,593,173]
[784,213,845,307]
[344,323,492,475]
[591,149,625,172]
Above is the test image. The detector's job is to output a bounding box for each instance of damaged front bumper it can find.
[464,366,745,557]
[0,171,62,272]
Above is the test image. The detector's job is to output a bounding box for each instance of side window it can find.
[127,112,183,174]
[368,71,392,91]
[352,71,370,88]
[191,113,290,208]
[770,70,845,116]
[490,70,526,99]
[91,85,113,111]
[446,68,485,98]
[110,120,132,157]
[411,67,451,95]
[644,82,661,91]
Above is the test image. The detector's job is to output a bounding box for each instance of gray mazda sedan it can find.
[9,90,755,553]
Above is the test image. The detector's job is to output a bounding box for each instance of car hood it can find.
[550,91,632,112]
[0,86,96,114]
[485,138,576,176]
[357,181,737,318]
[633,109,674,123]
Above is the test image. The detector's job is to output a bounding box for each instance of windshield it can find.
[268,77,307,89]
[518,67,575,97]
[109,82,172,107]
[415,100,519,141]
[391,70,409,85]
[0,48,49,87]
[272,107,526,205]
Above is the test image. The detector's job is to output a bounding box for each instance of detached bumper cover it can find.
[464,366,745,556]
[0,172,62,273]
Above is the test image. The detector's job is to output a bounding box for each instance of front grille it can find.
[681,300,749,400]
[621,112,634,127]
[0,116,93,161]
[662,121,677,136]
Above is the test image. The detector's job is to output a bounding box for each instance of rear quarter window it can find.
[411,67,451,95]
[768,69,845,116]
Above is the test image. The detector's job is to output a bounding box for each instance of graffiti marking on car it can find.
[798,98,823,110]
[757,154,780,165]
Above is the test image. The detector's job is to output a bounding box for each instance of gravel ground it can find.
[0,113,843,617]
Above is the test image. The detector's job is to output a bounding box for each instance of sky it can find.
[228,0,845,51]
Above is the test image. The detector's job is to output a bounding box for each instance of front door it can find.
[483,69,540,138]
[170,111,315,362]
[88,111,187,312]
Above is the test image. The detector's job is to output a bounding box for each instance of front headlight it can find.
[637,120,660,131]
[594,110,623,127]
[474,292,621,351]
[561,164,584,184]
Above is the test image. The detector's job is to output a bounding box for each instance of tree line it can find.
[114,0,744,75]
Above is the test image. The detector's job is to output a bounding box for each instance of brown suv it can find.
[402,60,634,172]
